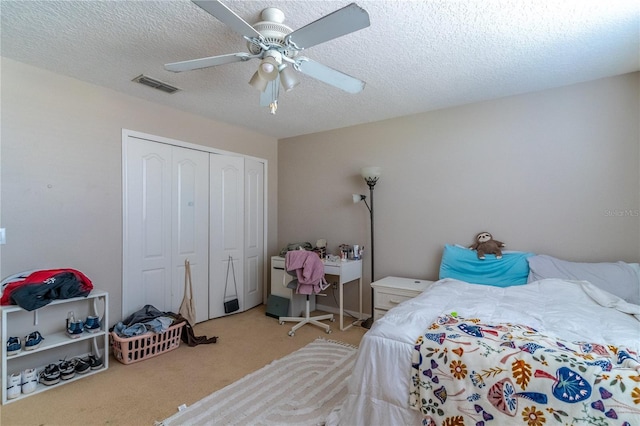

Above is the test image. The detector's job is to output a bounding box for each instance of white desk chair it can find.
[278,266,334,337]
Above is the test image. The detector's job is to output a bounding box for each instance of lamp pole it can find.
[361,176,378,330]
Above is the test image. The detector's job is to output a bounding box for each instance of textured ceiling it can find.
[2,0,639,139]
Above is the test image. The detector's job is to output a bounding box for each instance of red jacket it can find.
[1,269,93,310]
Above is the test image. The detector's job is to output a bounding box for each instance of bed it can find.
[327,248,640,426]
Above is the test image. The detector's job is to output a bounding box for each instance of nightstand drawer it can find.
[371,277,434,320]
[375,289,415,310]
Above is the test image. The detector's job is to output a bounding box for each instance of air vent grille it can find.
[132,74,179,94]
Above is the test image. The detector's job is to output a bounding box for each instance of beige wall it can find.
[279,73,640,315]
[1,58,279,323]
[2,58,638,322]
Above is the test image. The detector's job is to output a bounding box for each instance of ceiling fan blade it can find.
[296,58,365,94]
[192,0,263,40]
[165,53,253,72]
[260,76,280,107]
[285,3,370,50]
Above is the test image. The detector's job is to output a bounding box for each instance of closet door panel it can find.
[244,159,264,309]
[209,155,245,318]
[123,138,173,317]
[172,148,210,323]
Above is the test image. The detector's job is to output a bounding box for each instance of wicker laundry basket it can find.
[110,321,184,365]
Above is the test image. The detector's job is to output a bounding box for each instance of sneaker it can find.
[39,364,60,386]
[74,357,91,375]
[21,368,37,394]
[84,315,101,333]
[58,359,76,380]
[7,372,21,399]
[66,311,84,338]
[24,331,44,351]
[87,355,103,370]
[6,337,21,356]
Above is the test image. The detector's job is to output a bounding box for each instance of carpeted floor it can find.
[1,305,366,425]
[160,338,357,426]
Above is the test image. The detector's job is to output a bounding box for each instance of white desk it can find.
[270,256,363,331]
[323,258,363,330]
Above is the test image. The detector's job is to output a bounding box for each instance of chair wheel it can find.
[326,329,332,334]
[279,321,284,325]
[288,331,295,336]
[330,318,336,322]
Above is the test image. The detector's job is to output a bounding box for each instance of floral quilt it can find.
[409,314,640,426]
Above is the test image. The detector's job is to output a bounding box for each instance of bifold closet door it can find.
[123,137,210,322]
[209,154,245,318]
[244,158,265,309]
[171,146,210,323]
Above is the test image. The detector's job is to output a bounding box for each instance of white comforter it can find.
[328,278,640,426]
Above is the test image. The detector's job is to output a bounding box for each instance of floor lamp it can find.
[352,166,381,329]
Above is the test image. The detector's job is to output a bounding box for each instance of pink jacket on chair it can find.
[285,250,328,295]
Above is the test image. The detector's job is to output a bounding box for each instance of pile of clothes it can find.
[0,269,93,311]
[112,305,176,337]
[111,304,217,347]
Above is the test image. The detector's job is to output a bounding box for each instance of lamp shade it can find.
[248,71,268,92]
[279,65,300,92]
[258,57,279,81]
[361,166,382,180]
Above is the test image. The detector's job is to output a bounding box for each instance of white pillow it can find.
[527,255,640,305]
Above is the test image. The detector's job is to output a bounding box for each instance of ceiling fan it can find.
[165,1,370,114]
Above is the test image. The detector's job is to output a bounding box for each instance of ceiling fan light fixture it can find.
[279,64,300,92]
[248,71,268,92]
[261,62,275,73]
[172,1,370,112]
[258,55,280,81]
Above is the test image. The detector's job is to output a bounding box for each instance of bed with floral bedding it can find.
[326,251,640,426]
[409,314,639,425]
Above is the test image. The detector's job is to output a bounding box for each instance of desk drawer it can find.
[374,289,416,310]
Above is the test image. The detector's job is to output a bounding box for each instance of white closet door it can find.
[209,154,245,318]
[244,158,264,309]
[123,137,209,320]
[123,138,172,317]
[172,147,210,323]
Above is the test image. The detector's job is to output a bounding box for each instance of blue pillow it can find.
[439,244,535,287]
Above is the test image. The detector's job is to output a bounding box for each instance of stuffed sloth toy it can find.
[469,231,505,260]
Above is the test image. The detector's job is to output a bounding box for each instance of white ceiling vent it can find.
[132,74,179,94]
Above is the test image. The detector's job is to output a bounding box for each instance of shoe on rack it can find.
[74,357,91,375]
[21,368,38,394]
[24,331,44,351]
[39,364,61,386]
[87,355,103,370]
[59,359,76,380]
[84,315,101,333]
[6,336,21,356]
[7,372,21,399]
[66,311,84,338]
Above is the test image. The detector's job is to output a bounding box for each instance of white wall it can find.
[1,58,279,324]
[279,72,640,315]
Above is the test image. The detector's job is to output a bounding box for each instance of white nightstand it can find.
[370,276,434,321]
